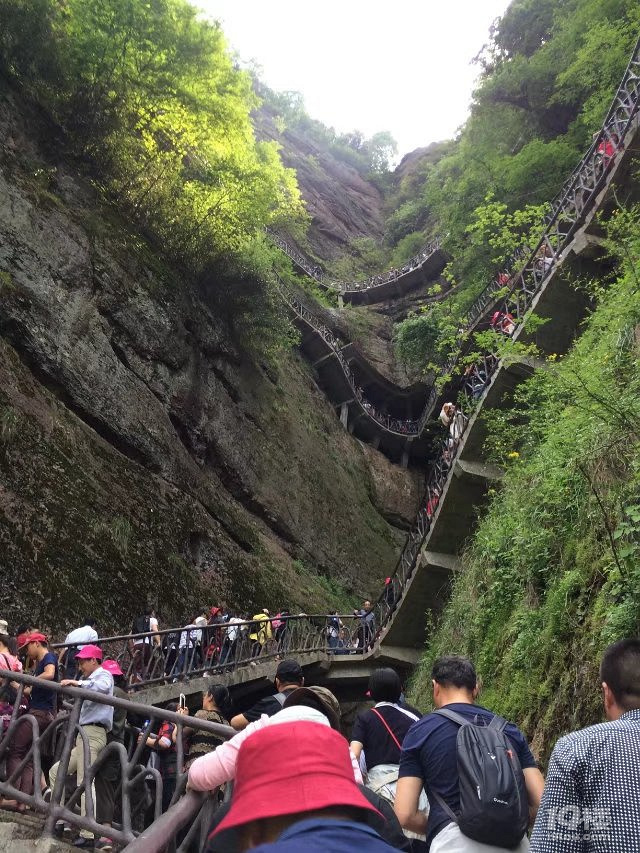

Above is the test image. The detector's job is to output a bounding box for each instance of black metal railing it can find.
[50,615,331,690]
[266,228,442,296]
[47,613,388,693]
[0,671,233,850]
[279,282,423,436]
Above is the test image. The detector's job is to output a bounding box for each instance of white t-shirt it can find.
[64,625,98,648]
[226,617,243,642]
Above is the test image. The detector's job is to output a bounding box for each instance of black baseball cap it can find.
[275,659,303,683]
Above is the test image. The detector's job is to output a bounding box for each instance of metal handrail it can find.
[279,281,423,436]
[0,670,233,849]
[47,613,381,691]
[266,228,443,295]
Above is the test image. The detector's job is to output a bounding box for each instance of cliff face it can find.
[254,102,385,261]
[0,82,416,633]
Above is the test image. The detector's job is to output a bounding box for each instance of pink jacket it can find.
[188,706,363,790]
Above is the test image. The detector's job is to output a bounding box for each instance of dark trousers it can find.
[133,643,152,678]
[6,709,53,794]
[219,639,236,666]
[95,748,123,826]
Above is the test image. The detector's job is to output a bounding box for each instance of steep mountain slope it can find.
[0,80,420,633]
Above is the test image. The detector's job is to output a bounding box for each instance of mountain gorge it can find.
[1,0,640,759]
[0,78,419,632]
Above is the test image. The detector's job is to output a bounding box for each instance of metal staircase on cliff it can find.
[266,229,447,305]
[270,38,640,466]
[1,33,639,853]
[41,32,640,711]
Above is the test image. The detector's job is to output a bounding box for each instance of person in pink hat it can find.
[51,644,114,846]
[207,721,398,853]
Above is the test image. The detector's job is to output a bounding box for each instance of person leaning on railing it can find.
[51,644,114,846]
[93,659,128,852]
[178,682,232,769]
[139,701,180,813]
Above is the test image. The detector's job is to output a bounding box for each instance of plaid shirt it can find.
[531,709,640,852]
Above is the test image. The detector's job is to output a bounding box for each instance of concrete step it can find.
[0,812,75,852]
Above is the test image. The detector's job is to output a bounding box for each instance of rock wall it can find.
[254,102,384,261]
[0,81,415,633]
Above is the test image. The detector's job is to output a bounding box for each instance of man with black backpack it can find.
[395,656,544,852]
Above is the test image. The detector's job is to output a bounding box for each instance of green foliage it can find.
[466,195,549,266]
[409,207,640,758]
[324,237,388,282]
[0,406,19,444]
[383,0,639,349]
[0,0,304,284]
[393,312,443,370]
[389,232,429,267]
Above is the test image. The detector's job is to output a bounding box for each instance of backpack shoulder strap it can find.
[370,707,402,750]
[433,708,470,727]
[431,789,459,824]
[488,714,508,733]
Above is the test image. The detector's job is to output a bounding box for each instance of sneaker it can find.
[42,787,52,803]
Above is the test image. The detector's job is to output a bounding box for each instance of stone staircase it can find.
[0,810,74,852]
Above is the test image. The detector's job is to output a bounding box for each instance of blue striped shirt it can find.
[77,666,114,731]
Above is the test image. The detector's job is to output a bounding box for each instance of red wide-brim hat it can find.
[213,721,380,835]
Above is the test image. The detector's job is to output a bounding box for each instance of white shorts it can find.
[431,823,530,853]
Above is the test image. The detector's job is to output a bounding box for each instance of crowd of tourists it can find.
[0,602,383,697]
[344,242,440,293]
[2,614,639,852]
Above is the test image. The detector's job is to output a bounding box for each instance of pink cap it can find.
[102,659,123,676]
[19,632,47,649]
[75,644,103,660]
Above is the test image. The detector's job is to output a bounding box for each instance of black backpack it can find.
[432,708,529,849]
[132,614,151,636]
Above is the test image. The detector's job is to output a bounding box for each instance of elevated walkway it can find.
[26,33,640,728]
[268,229,447,305]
